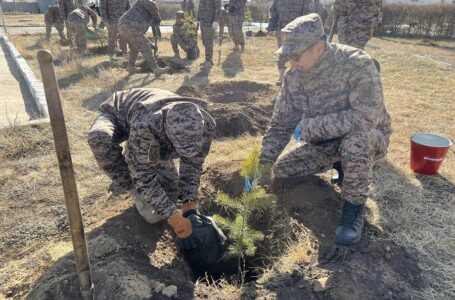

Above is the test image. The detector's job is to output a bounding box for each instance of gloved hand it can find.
[182,201,198,217]
[212,21,219,30]
[244,176,259,192]
[169,212,199,250]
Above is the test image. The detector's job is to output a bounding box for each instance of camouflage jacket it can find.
[99,89,216,218]
[99,0,130,22]
[260,43,392,164]
[68,6,98,28]
[227,0,246,17]
[267,0,314,31]
[181,0,196,17]
[45,6,63,23]
[118,0,161,34]
[333,0,382,29]
[173,22,198,50]
[197,0,221,26]
[58,0,76,19]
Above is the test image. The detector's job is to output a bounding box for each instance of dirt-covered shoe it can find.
[153,66,170,78]
[335,202,364,245]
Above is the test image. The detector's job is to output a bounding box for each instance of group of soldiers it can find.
[43,0,395,268]
[85,0,390,269]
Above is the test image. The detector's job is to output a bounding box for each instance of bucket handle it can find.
[424,157,444,162]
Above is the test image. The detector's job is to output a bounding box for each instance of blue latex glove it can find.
[244,176,259,192]
[293,126,301,141]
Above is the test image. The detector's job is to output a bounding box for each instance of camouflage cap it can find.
[276,13,326,56]
[165,102,204,158]
[176,10,185,17]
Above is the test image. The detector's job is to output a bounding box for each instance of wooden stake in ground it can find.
[37,50,94,300]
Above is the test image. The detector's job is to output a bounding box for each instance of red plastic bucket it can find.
[410,133,452,175]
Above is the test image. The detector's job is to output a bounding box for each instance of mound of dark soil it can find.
[177,81,278,138]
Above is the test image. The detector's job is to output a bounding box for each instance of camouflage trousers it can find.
[200,25,214,62]
[170,35,200,60]
[106,21,127,58]
[87,111,180,198]
[275,31,287,69]
[118,22,159,70]
[45,22,66,41]
[273,130,389,205]
[337,19,374,50]
[67,21,86,52]
[229,15,244,46]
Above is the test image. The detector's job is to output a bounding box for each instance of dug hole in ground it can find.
[25,81,422,300]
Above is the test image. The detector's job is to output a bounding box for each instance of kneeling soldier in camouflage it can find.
[88,89,224,256]
[171,11,200,60]
[260,14,392,245]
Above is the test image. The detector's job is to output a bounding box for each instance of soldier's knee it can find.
[340,131,372,159]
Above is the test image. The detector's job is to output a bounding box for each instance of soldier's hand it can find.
[168,213,192,239]
[212,21,219,30]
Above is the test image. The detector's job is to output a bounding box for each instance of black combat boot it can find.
[335,202,364,245]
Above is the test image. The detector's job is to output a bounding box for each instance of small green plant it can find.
[181,11,197,42]
[214,146,276,282]
[244,7,253,33]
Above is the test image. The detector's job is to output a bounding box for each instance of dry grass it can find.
[2,13,45,27]
[0,33,454,299]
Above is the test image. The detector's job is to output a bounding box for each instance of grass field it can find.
[0,31,454,299]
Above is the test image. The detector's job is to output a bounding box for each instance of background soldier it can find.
[67,1,98,53]
[181,0,196,18]
[58,0,76,40]
[118,0,169,76]
[260,14,392,246]
[227,0,246,52]
[197,0,221,67]
[99,0,131,60]
[267,0,314,85]
[171,11,200,60]
[332,0,382,50]
[44,3,67,42]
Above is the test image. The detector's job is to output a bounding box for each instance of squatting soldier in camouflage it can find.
[58,0,76,39]
[227,0,246,52]
[181,0,196,18]
[99,0,130,60]
[118,0,169,76]
[171,11,200,60]
[67,2,98,53]
[88,89,216,242]
[260,14,392,246]
[44,4,67,42]
[333,0,382,50]
[197,0,221,66]
[267,0,315,85]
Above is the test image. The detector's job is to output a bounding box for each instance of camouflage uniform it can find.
[171,19,200,60]
[67,5,98,52]
[181,0,196,18]
[88,88,216,221]
[118,0,162,71]
[197,0,221,63]
[333,0,382,50]
[314,0,328,25]
[44,5,66,41]
[261,14,392,206]
[58,0,76,38]
[99,0,130,58]
[227,0,246,49]
[267,0,314,69]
